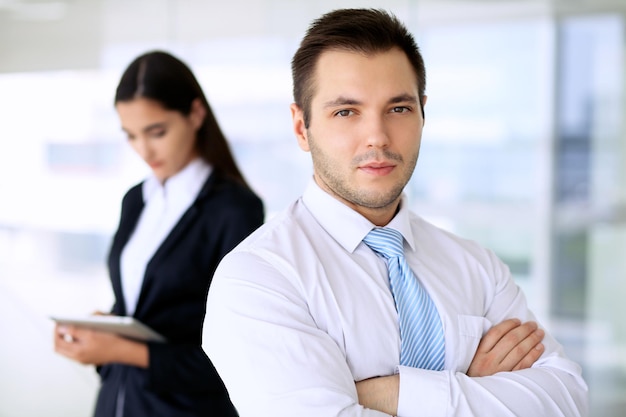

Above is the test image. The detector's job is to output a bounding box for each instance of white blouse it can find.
[120,158,211,315]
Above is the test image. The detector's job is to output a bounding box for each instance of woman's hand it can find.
[54,323,149,368]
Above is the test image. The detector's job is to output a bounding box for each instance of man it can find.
[203,8,587,417]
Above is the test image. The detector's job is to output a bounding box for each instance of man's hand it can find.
[467,319,545,377]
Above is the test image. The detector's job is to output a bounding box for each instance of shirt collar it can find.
[142,158,212,204]
[301,179,416,253]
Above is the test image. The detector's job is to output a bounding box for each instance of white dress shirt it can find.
[120,158,211,315]
[203,180,588,417]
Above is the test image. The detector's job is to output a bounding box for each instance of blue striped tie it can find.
[363,227,445,370]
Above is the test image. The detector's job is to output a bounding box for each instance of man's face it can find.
[291,47,425,225]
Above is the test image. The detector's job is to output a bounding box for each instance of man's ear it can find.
[290,103,310,152]
[190,98,207,130]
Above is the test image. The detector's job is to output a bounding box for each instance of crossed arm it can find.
[356,319,545,415]
[206,249,587,417]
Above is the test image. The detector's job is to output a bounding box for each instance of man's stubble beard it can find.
[307,131,419,211]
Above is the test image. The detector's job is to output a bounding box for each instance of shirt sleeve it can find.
[395,249,588,417]
[203,250,392,417]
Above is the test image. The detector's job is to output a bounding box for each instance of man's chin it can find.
[352,190,403,211]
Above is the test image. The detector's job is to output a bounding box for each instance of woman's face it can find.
[116,97,205,183]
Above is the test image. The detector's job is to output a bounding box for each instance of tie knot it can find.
[363,227,404,259]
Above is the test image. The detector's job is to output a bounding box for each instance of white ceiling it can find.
[0,0,624,73]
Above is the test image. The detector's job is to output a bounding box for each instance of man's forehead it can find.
[310,49,420,103]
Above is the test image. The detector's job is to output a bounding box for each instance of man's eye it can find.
[335,109,353,117]
[391,106,411,113]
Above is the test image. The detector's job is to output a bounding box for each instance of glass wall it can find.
[0,1,624,415]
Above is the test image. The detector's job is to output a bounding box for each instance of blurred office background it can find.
[0,0,624,415]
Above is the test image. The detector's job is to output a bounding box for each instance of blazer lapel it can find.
[109,184,145,316]
[133,172,219,314]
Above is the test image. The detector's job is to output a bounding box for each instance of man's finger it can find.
[476,318,522,353]
[503,328,545,371]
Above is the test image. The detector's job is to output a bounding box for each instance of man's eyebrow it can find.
[323,97,362,108]
[389,94,418,104]
[323,94,418,108]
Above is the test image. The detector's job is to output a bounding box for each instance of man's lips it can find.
[359,162,396,176]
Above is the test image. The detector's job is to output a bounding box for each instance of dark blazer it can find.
[94,171,264,417]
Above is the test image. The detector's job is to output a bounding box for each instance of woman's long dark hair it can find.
[115,50,249,187]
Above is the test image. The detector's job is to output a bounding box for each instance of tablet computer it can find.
[50,315,166,342]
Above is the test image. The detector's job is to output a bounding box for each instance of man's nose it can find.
[364,115,390,148]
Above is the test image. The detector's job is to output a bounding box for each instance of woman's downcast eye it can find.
[152,129,167,138]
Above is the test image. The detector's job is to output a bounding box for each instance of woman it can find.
[54,50,264,416]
